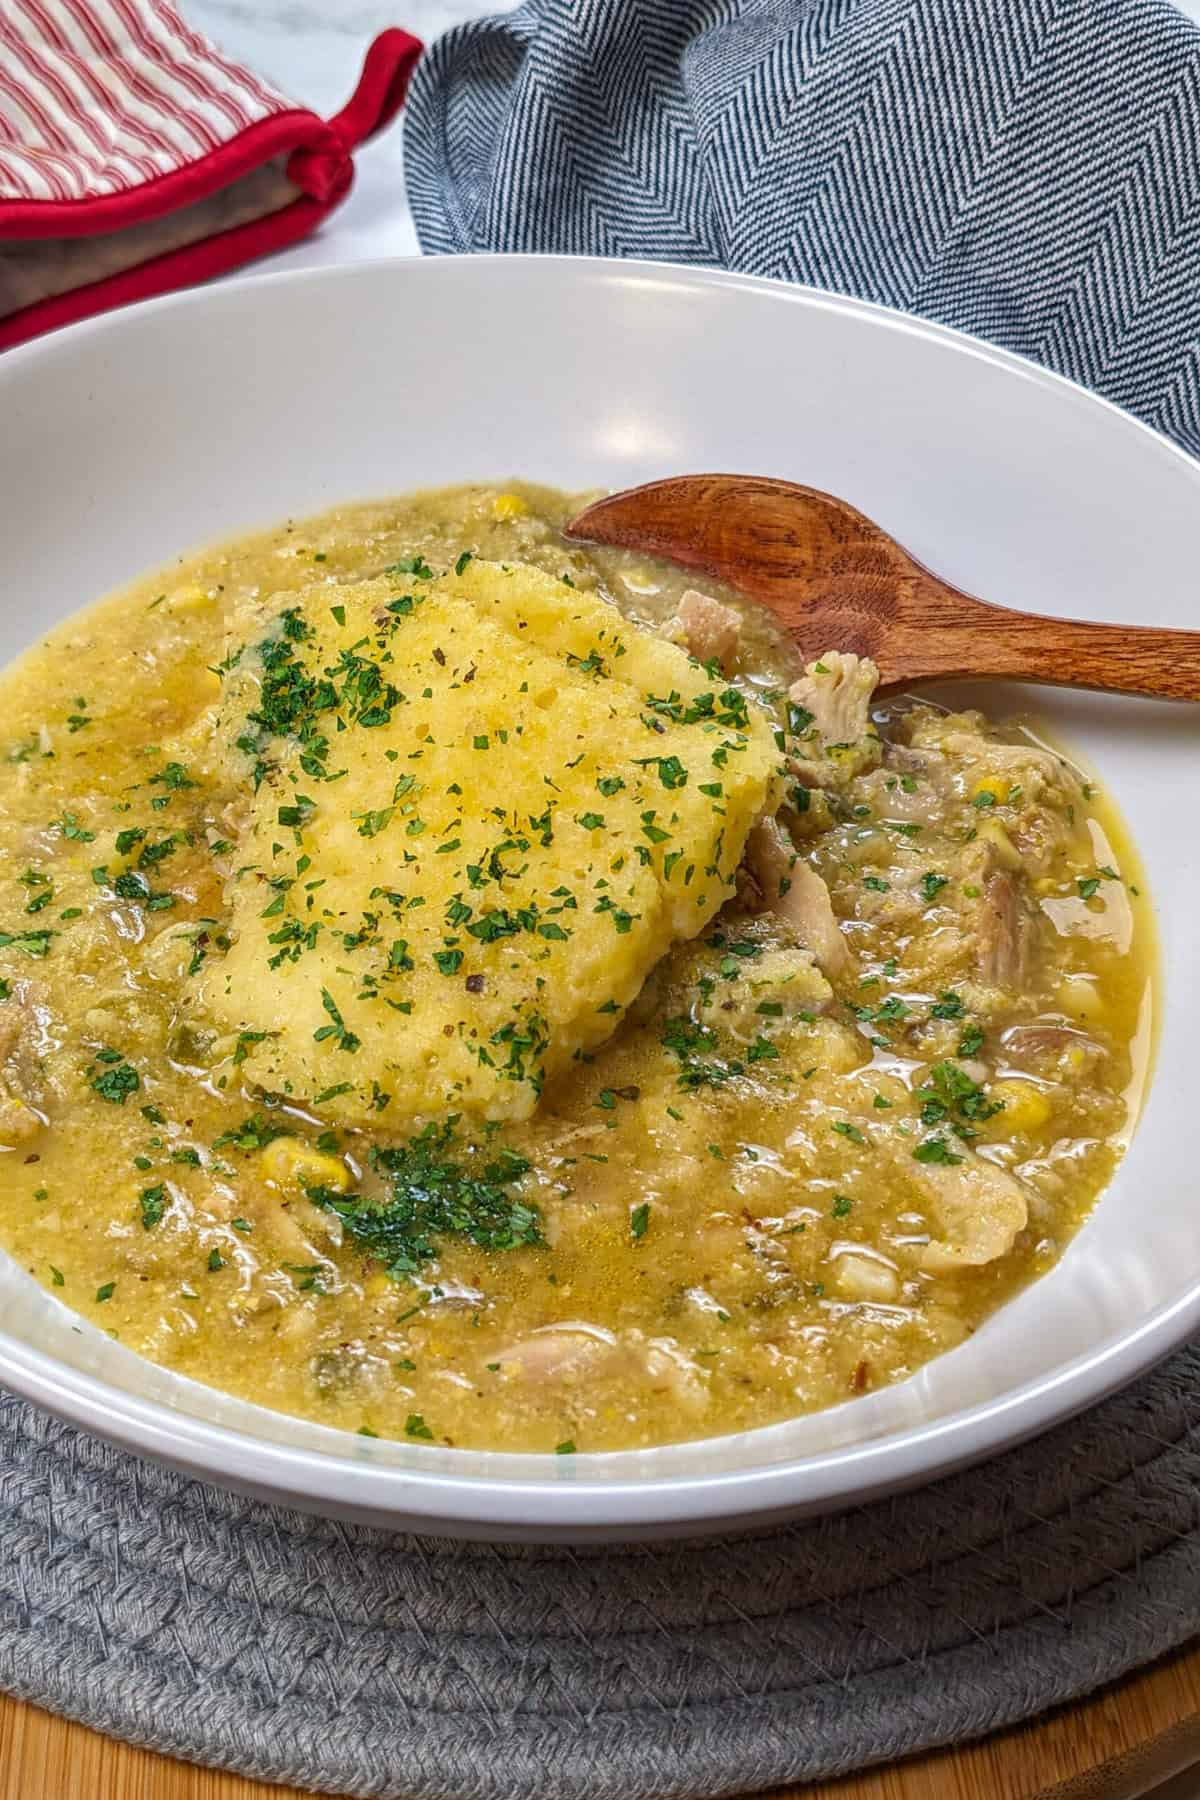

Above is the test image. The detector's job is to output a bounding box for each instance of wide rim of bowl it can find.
[1,251,1197,1534]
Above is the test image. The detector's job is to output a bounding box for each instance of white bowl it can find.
[0,256,1196,1542]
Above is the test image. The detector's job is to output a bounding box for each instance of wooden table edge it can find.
[3,1635,1200,1800]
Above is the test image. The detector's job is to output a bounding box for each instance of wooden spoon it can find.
[564,474,1200,698]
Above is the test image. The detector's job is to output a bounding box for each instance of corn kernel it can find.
[971,775,1008,804]
[165,583,215,613]
[986,1079,1053,1137]
[491,492,529,520]
[258,1138,350,1193]
[1057,976,1102,1023]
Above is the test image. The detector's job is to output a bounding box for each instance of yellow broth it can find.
[0,484,1153,1452]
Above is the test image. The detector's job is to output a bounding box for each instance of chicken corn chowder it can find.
[0,483,1152,1453]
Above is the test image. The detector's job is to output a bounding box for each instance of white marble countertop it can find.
[189,0,1200,274]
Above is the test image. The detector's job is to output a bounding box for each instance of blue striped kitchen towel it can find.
[404,0,1200,456]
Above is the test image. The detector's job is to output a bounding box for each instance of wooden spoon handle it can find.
[880,577,1200,699]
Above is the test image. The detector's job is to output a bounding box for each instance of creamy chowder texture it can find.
[0,484,1152,1452]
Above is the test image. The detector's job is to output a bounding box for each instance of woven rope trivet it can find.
[2,1349,1200,1800]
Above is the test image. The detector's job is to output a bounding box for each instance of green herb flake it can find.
[139,1184,167,1230]
[914,1137,964,1166]
[307,1117,540,1280]
[92,1060,139,1105]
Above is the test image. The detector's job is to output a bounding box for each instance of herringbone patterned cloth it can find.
[405,0,1200,456]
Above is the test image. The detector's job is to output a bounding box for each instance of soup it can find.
[0,483,1152,1452]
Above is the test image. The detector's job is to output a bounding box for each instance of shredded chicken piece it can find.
[855,753,952,825]
[494,1327,709,1413]
[789,651,880,745]
[1002,1023,1104,1075]
[638,1336,709,1415]
[976,865,1035,988]
[935,731,1077,795]
[495,1325,617,1383]
[744,816,849,981]
[785,753,840,791]
[913,1152,1029,1273]
[0,1002,43,1146]
[667,589,741,668]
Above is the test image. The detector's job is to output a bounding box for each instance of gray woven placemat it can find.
[2,1350,1200,1799]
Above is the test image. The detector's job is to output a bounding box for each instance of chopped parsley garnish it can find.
[661,1015,736,1090]
[0,928,55,957]
[233,1029,272,1067]
[307,1117,540,1279]
[634,753,688,790]
[314,987,361,1054]
[139,1184,167,1230]
[913,1137,964,1166]
[149,761,195,792]
[91,1059,139,1105]
[630,1201,650,1240]
[917,1061,1003,1137]
[212,1113,290,1152]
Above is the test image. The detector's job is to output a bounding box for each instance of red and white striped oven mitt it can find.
[0,3,421,351]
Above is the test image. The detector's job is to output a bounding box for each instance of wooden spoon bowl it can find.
[565,474,1200,699]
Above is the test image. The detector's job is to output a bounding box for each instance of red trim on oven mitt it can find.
[0,23,422,352]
